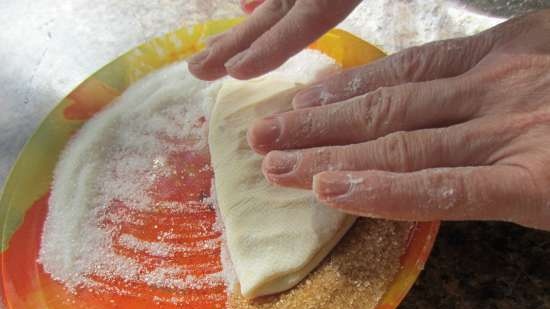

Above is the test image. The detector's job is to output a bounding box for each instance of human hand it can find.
[248,10,550,231]
[187,0,361,80]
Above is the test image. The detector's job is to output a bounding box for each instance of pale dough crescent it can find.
[209,76,356,298]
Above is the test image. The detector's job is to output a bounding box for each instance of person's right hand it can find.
[247,9,550,231]
[188,0,361,80]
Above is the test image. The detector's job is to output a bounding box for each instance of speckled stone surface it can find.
[400,222,550,309]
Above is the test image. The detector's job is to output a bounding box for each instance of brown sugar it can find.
[229,218,412,309]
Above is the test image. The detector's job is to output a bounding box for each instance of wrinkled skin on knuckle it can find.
[378,132,416,171]
[348,94,376,139]
[375,86,411,127]
[419,129,448,166]
[386,43,464,82]
[426,78,480,124]
[453,35,495,72]
[365,86,409,136]
[384,129,445,171]
[388,47,429,82]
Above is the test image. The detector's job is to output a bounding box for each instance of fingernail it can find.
[188,48,211,65]
[264,151,297,175]
[249,116,281,151]
[292,85,324,109]
[313,173,351,200]
[225,50,249,69]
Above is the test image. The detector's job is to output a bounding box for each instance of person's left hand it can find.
[187,0,361,80]
[247,10,550,231]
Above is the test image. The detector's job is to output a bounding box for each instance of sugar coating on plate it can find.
[39,60,227,303]
[38,49,339,305]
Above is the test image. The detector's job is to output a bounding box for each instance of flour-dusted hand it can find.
[187,0,361,80]
[248,10,550,231]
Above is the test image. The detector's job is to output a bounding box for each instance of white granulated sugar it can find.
[39,49,338,301]
[39,62,224,297]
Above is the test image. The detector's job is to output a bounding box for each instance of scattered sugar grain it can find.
[39,62,224,297]
[230,219,413,309]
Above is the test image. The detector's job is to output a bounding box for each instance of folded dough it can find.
[209,76,356,298]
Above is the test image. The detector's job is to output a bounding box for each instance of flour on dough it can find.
[208,77,356,298]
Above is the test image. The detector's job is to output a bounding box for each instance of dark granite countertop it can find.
[400,222,550,309]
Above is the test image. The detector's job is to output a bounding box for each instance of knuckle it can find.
[380,131,415,171]
[350,94,375,138]
[337,144,364,170]
[425,128,449,162]
[389,46,432,81]
[366,86,411,134]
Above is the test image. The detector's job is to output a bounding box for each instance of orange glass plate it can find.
[0,18,439,309]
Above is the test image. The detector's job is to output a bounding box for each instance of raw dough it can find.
[209,76,356,298]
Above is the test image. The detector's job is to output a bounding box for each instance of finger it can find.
[248,77,475,154]
[292,34,495,109]
[241,0,266,14]
[188,0,296,80]
[312,166,536,223]
[225,0,362,79]
[261,114,522,189]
